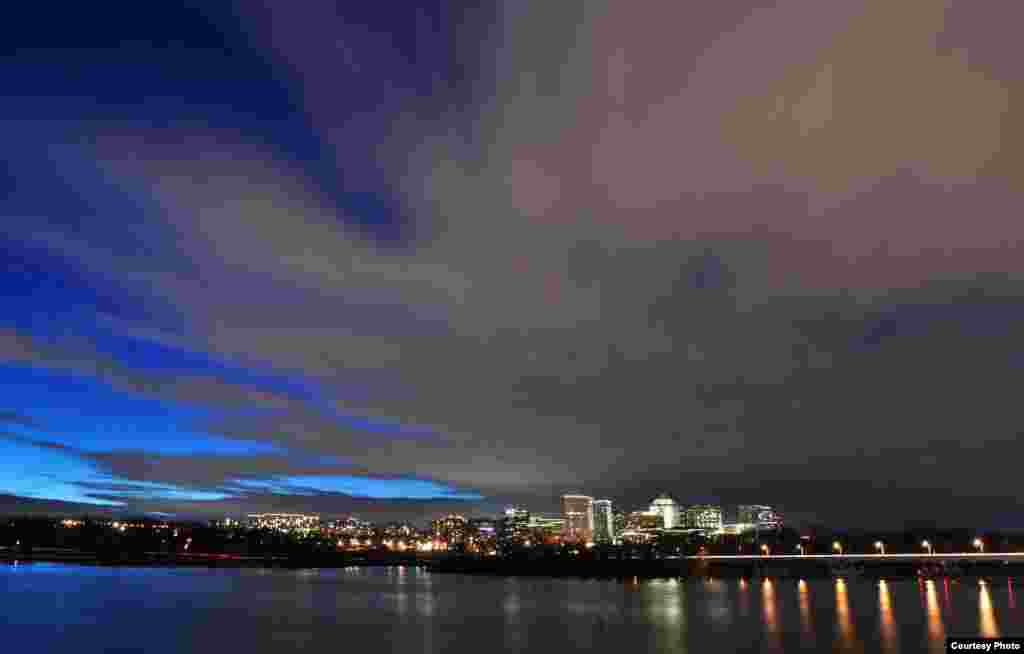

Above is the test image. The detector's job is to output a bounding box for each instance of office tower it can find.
[560,494,594,543]
[612,511,627,539]
[592,499,614,543]
[499,507,531,549]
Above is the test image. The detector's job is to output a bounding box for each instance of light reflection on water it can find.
[834,578,859,652]
[979,580,1000,638]
[737,577,750,618]
[798,579,815,648]
[1,564,1021,654]
[877,580,897,653]
[761,579,782,653]
[924,578,945,650]
[701,577,732,628]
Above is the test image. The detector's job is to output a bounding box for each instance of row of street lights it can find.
[758,538,986,556]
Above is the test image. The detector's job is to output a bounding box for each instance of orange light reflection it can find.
[924,580,945,645]
[979,581,1000,638]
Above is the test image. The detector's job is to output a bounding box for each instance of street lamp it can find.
[973,538,984,553]
[875,541,886,555]
[796,544,805,556]
[922,540,933,555]
[760,543,770,556]
[833,541,843,555]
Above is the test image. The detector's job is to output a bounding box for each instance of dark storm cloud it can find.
[0,327,291,409]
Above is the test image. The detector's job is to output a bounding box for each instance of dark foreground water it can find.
[1,563,1021,653]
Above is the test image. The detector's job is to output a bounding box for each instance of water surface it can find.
[2,563,1021,652]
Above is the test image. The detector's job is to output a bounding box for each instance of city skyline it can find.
[2,1,1024,530]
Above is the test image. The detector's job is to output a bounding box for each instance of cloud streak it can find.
[1,0,1023,526]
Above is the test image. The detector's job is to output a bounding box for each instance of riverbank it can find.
[0,547,429,568]
[5,548,1024,579]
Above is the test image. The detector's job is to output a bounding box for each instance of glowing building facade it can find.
[649,494,681,529]
[592,499,614,543]
[500,507,531,549]
[247,513,319,533]
[684,504,723,530]
[560,494,594,543]
[737,505,782,530]
[431,514,468,545]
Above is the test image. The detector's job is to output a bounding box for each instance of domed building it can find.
[648,493,680,529]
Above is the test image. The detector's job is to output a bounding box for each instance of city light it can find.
[760,544,770,556]
[922,540,934,555]
[833,541,843,555]
[973,538,984,553]
[875,541,885,555]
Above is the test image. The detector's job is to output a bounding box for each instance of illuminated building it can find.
[618,510,662,544]
[684,505,723,530]
[247,513,320,533]
[467,518,498,552]
[612,511,627,538]
[431,514,468,546]
[331,517,374,540]
[381,523,417,539]
[649,494,681,529]
[592,499,614,543]
[561,494,594,543]
[625,510,663,531]
[737,505,782,531]
[528,514,565,544]
[499,508,531,549]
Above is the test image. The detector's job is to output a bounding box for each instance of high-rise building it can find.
[561,494,594,543]
[592,499,614,543]
[612,511,627,538]
[684,504,723,530]
[499,507,531,549]
[649,494,681,529]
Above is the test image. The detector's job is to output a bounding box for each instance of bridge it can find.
[688,552,1024,561]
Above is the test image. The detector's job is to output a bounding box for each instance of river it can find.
[1,563,1020,652]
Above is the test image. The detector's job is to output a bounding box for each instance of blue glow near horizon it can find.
[0,440,123,506]
[1,366,284,457]
[0,0,487,513]
[232,475,483,501]
[0,439,233,506]
[88,480,229,502]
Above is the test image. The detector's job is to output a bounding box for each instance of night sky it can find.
[2,1,1022,529]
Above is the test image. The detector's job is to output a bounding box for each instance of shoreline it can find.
[0,550,429,569]
[5,551,1023,580]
